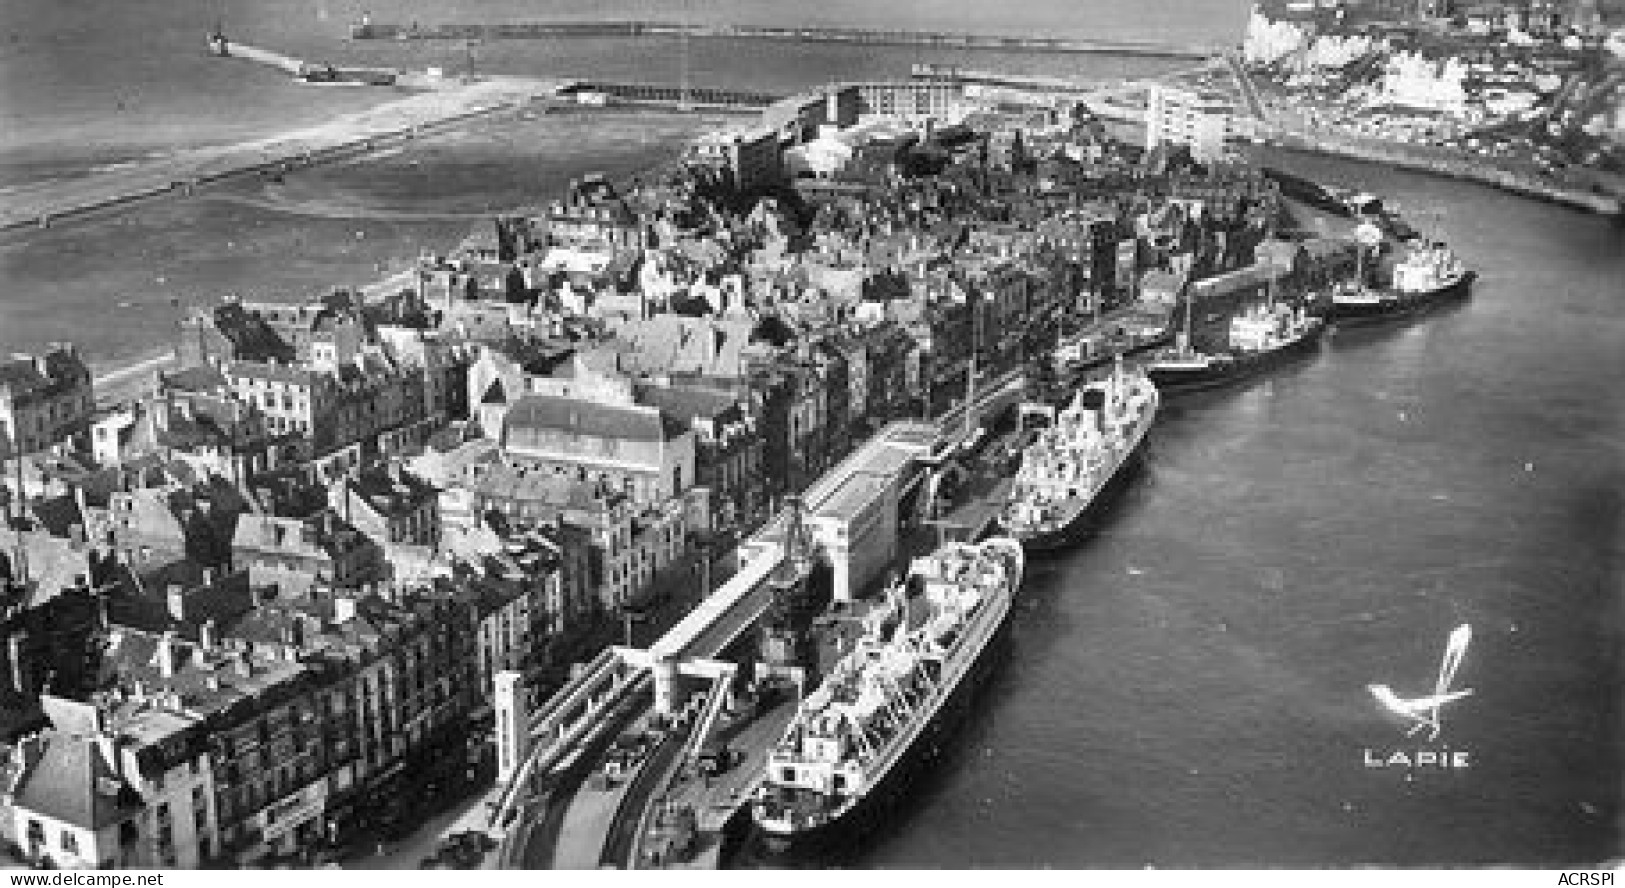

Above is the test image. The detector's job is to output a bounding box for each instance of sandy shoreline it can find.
[91,349,181,406]
[0,76,564,232]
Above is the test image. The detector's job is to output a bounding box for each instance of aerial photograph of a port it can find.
[0,0,1620,877]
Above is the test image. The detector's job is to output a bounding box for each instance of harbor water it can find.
[843,152,1624,866]
[2,0,1621,867]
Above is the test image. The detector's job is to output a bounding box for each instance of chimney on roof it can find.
[166,585,186,623]
[7,631,29,696]
[156,630,177,679]
[200,618,217,651]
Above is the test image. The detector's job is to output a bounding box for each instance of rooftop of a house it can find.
[102,627,312,727]
[106,564,256,643]
[346,465,439,519]
[504,394,688,446]
[223,360,317,387]
[635,383,745,426]
[203,303,297,364]
[0,527,94,609]
[0,346,90,401]
[231,510,370,560]
[461,461,620,516]
[223,590,421,662]
[10,732,143,832]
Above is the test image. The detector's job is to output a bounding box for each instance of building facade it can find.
[0,346,94,458]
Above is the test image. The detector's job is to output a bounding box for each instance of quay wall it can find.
[350,20,1216,58]
[1266,131,1624,218]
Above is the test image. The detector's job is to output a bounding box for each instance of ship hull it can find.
[751,541,1023,858]
[1146,322,1324,395]
[1002,434,1146,554]
[1326,270,1475,325]
[751,605,1014,858]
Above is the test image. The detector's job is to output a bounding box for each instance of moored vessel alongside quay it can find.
[1142,301,1324,394]
[998,360,1159,553]
[749,537,1026,852]
[1326,241,1475,325]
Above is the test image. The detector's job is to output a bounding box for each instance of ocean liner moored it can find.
[750,537,1025,851]
[998,359,1159,552]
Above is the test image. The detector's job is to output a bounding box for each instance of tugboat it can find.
[750,537,1025,851]
[998,358,1159,552]
[1143,274,1324,394]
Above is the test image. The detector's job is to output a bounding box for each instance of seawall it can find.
[1266,132,1624,218]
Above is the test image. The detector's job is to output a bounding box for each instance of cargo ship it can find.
[750,537,1025,851]
[998,358,1159,552]
[1328,241,1475,324]
[1142,272,1324,394]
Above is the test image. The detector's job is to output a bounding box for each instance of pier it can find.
[349,20,1218,59]
[209,37,305,77]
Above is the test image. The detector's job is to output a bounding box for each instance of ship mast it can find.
[1354,235,1365,291]
[1264,214,1276,311]
[1179,279,1194,355]
[964,291,978,439]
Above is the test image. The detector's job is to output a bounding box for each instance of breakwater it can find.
[211,38,305,76]
[1266,130,1623,219]
[348,20,1217,58]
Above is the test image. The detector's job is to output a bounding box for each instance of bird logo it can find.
[1368,624,1473,742]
